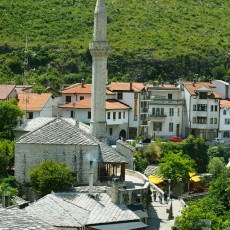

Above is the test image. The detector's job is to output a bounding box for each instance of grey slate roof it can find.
[16,118,127,163]
[144,165,164,179]
[54,192,140,225]
[0,207,56,229]
[24,194,89,228]
[16,118,97,145]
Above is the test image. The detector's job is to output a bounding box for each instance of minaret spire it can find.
[89,0,110,143]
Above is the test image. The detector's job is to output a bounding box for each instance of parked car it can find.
[168,136,183,142]
[212,138,225,144]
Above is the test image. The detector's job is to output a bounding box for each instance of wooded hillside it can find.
[0,0,229,89]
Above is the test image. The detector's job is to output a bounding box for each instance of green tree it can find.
[29,159,74,197]
[207,157,225,178]
[208,145,230,163]
[158,151,196,185]
[0,99,24,138]
[182,135,209,173]
[0,140,15,176]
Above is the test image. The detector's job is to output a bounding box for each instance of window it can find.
[71,111,74,118]
[197,117,207,124]
[134,115,137,121]
[118,112,121,119]
[27,112,33,119]
[168,94,172,99]
[113,112,116,120]
[66,96,71,103]
[107,112,110,119]
[153,122,162,131]
[192,117,196,124]
[80,96,84,100]
[152,107,164,116]
[211,105,213,112]
[197,104,207,111]
[199,92,208,99]
[215,105,218,112]
[214,118,217,124]
[193,105,196,111]
[123,112,125,119]
[224,132,230,138]
[210,118,213,124]
[225,119,230,124]
[109,128,113,135]
[88,111,91,119]
[117,92,123,100]
[223,110,227,115]
[169,108,174,116]
[177,108,180,117]
[169,123,173,132]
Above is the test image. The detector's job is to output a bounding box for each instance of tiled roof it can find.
[144,165,163,178]
[183,82,221,98]
[107,82,145,92]
[220,99,230,108]
[15,85,32,94]
[16,118,97,145]
[0,85,16,100]
[24,194,89,228]
[13,117,90,133]
[61,83,114,95]
[0,207,56,229]
[18,93,52,111]
[59,98,130,110]
[55,192,140,225]
[16,118,126,163]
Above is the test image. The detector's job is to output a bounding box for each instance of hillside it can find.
[0,0,230,89]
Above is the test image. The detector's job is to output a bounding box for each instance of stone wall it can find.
[15,143,99,185]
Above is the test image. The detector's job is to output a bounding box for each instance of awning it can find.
[189,172,201,182]
[148,175,164,184]
[190,176,201,182]
[89,221,148,230]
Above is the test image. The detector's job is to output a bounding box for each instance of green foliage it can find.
[207,157,225,178]
[0,176,18,202]
[182,135,209,173]
[0,140,15,176]
[29,159,74,197]
[0,0,230,86]
[175,168,230,229]
[208,145,230,163]
[0,99,24,138]
[158,151,196,184]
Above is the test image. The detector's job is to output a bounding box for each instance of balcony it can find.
[149,114,167,118]
[140,120,148,126]
[149,99,185,105]
[140,108,148,113]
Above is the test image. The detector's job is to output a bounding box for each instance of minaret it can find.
[89,0,109,143]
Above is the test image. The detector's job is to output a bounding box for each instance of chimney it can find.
[2,187,10,208]
[130,82,133,91]
[75,120,79,128]
[88,161,94,196]
[111,178,120,204]
[81,79,85,88]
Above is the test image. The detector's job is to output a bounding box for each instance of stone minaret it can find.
[89,0,109,143]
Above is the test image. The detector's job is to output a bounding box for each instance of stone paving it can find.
[147,196,184,230]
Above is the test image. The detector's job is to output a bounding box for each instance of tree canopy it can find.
[0,99,24,138]
[29,159,74,197]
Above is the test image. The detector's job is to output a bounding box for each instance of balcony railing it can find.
[140,120,148,126]
[140,108,148,113]
[149,114,167,118]
[149,99,185,105]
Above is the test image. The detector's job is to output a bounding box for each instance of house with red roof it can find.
[0,85,17,100]
[183,81,221,140]
[18,92,53,119]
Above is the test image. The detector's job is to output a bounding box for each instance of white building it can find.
[18,92,53,119]
[219,100,230,141]
[212,80,230,99]
[107,82,146,139]
[183,82,221,140]
[141,83,185,140]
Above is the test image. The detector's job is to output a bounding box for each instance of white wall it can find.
[212,80,229,99]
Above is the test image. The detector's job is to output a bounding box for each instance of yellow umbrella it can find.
[189,172,201,182]
[148,175,164,184]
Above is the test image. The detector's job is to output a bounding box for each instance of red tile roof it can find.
[59,98,130,110]
[107,82,145,92]
[183,82,221,98]
[0,85,16,100]
[18,93,52,111]
[220,100,230,109]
